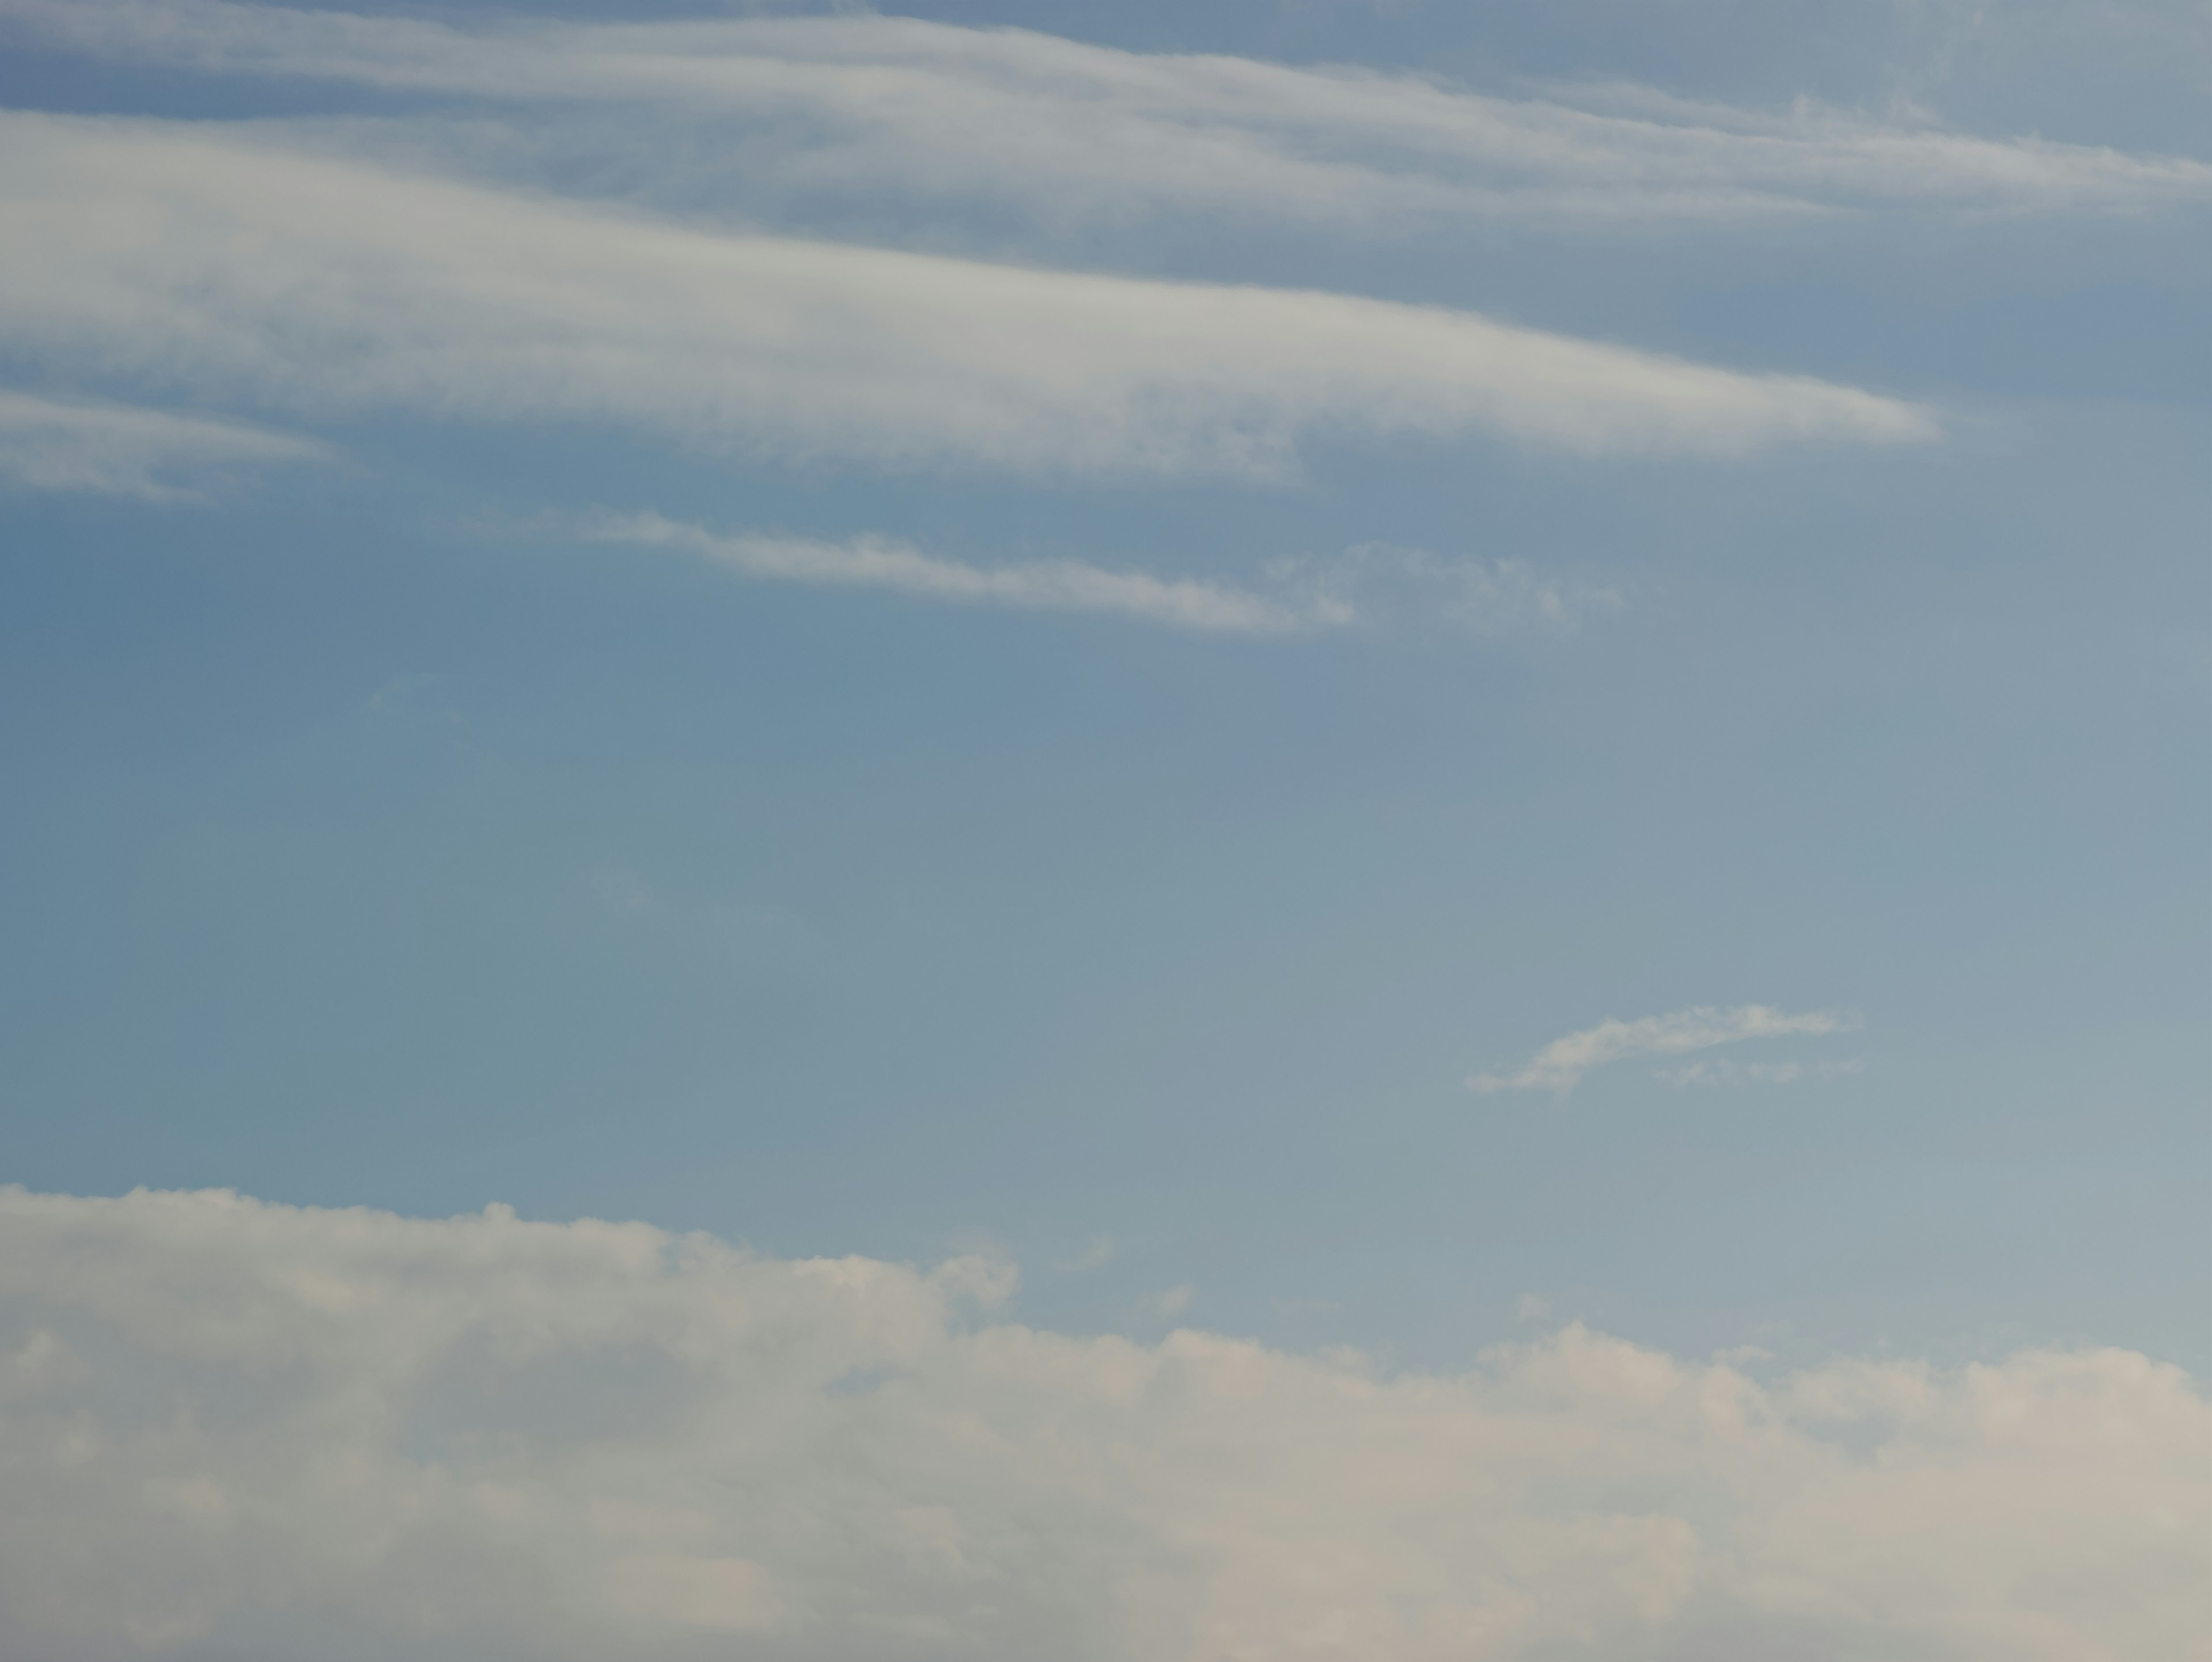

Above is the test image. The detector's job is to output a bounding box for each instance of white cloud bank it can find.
[0,1187,2203,1662]
[0,113,1937,480]
[0,389,324,498]
[9,0,2211,226]
[1471,1004,1860,1097]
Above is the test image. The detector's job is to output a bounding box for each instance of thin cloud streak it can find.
[1269,542,1624,634]
[1471,1004,1861,1097]
[11,0,2212,226]
[1656,1057,1868,1088]
[583,514,1632,637]
[0,388,325,497]
[584,512,1332,634]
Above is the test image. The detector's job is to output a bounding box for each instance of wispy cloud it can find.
[583,513,1331,634]
[1054,1235,1118,1274]
[0,388,324,497]
[1269,542,1625,634]
[0,1187,2199,1662]
[11,1,2211,227]
[1138,1284,1198,1320]
[0,114,1937,481]
[579,514,1627,637]
[1655,1057,1867,1088]
[1470,1004,1861,1097]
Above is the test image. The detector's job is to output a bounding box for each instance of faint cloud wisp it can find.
[1470,1004,1862,1098]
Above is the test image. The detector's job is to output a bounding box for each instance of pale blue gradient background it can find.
[0,0,2204,1374]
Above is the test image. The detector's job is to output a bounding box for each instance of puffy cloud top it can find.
[0,1186,2202,1661]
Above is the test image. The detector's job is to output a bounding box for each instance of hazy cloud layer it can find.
[0,1187,2202,1662]
[1471,1004,1861,1097]
[10,0,2211,227]
[0,389,324,498]
[0,114,1937,480]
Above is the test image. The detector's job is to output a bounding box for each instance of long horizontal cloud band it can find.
[0,115,1936,477]
[10,0,2212,225]
[0,1187,2201,1661]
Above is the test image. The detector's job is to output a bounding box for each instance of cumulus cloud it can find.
[9,1,2211,226]
[0,389,324,497]
[0,1186,2202,1662]
[0,113,1937,482]
[1470,1004,1860,1097]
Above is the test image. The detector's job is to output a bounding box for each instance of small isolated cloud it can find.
[1139,1284,1198,1320]
[1470,1004,1861,1098]
[590,866,660,923]
[1656,1057,1868,1089]
[0,388,324,498]
[1054,1235,1117,1274]
[1516,1293,1554,1321]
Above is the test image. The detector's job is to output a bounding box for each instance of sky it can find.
[0,2,2206,1658]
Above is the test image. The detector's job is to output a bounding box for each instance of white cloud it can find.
[586,514,1624,636]
[0,113,1937,482]
[1268,542,1625,633]
[0,388,324,497]
[1656,1057,1868,1088]
[589,866,660,923]
[0,1186,2202,1662]
[1056,1235,1119,1274]
[10,1,2211,226]
[1139,1284,1198,1320]
[584,512,1333,633]
[1470,1004,1861,1097]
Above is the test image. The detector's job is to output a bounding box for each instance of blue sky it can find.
[0,5,2206,1656]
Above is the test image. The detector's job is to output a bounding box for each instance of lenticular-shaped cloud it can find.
[0,1187,2204,1662]
[0,114,1936,478]
[10,0,2212,226]
[1471,1004,1860,1096]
